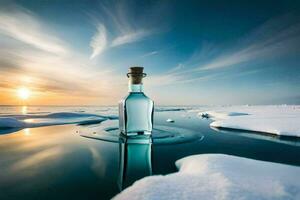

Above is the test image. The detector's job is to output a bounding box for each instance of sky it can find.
[0,0,299,105]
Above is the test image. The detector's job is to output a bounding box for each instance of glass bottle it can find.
[119,67,154,136]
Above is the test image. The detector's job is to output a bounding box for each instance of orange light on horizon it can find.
[24,128,31,136]
[17,87,31,100]
[21,105,28,114]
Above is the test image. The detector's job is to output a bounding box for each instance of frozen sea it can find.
[0,105,300,199]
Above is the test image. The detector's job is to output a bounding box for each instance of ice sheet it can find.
[0,112,116,130]
[114,154,300,200]
[198,105,300,137]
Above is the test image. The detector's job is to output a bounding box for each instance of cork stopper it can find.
[127,66,146,84]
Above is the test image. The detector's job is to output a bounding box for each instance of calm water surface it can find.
[0,107,300,199]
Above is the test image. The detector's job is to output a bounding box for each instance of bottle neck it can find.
[128,83,144,93]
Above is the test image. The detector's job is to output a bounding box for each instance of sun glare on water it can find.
[17,87,31,100]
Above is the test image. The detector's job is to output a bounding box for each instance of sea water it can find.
[1,106,300,199]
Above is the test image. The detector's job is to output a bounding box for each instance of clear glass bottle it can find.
[119,67,154,136]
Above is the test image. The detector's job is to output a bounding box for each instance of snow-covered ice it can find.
[0,112,117,130]
[114,154,300,200]
[198,105,300,137]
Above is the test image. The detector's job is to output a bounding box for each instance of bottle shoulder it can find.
[123,92,153,103]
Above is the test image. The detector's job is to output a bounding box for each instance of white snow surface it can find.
[198,105,300,137]
[0,112,117,129]
[114,154,300,200]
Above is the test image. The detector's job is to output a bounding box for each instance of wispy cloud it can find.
[198,14,300,70]
[0,4,125,105]
[152,14,300,86]
[145,74,181,86]
[90,23,108,59]
[90,26,151,59]
[89,1,163,59]
[111,29,151,47]
[0,6,69,55]
[167,63,184,73]
[140,51,158,58]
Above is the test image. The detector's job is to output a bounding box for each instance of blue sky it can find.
[0,0,299,105]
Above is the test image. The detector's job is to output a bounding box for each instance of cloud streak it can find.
[0,6,69,55]
[90,23,108,59]
[198,14,300,70]
[152,14,300,86]
[0,4,126,105]
[89,1,160,59]
[111,29,151,47]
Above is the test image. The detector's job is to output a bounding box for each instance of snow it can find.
[199,111,248,119]
[0,112,114,130]
[113,154,300,200]
[198,105,300,137]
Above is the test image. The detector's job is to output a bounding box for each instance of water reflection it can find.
[79,120,203,191]
[118,134,152,190]
[0,125,120,199]
[0,111,300,199]
[79,120,203,145]
[21,106,27,115]
[23,128,31,136]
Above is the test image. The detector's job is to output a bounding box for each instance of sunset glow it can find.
[0,1,299,106]
[17,88,31,100]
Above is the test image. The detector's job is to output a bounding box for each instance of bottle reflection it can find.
[118,134,152,190]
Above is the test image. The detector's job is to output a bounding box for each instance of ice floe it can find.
[0,117,26,128]
[198,105,300,137]
[0,112,117,132]
[114,154,300,200]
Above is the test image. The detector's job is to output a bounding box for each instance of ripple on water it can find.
[78,120,203,145]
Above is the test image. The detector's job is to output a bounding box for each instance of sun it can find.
[17,87,31,100]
